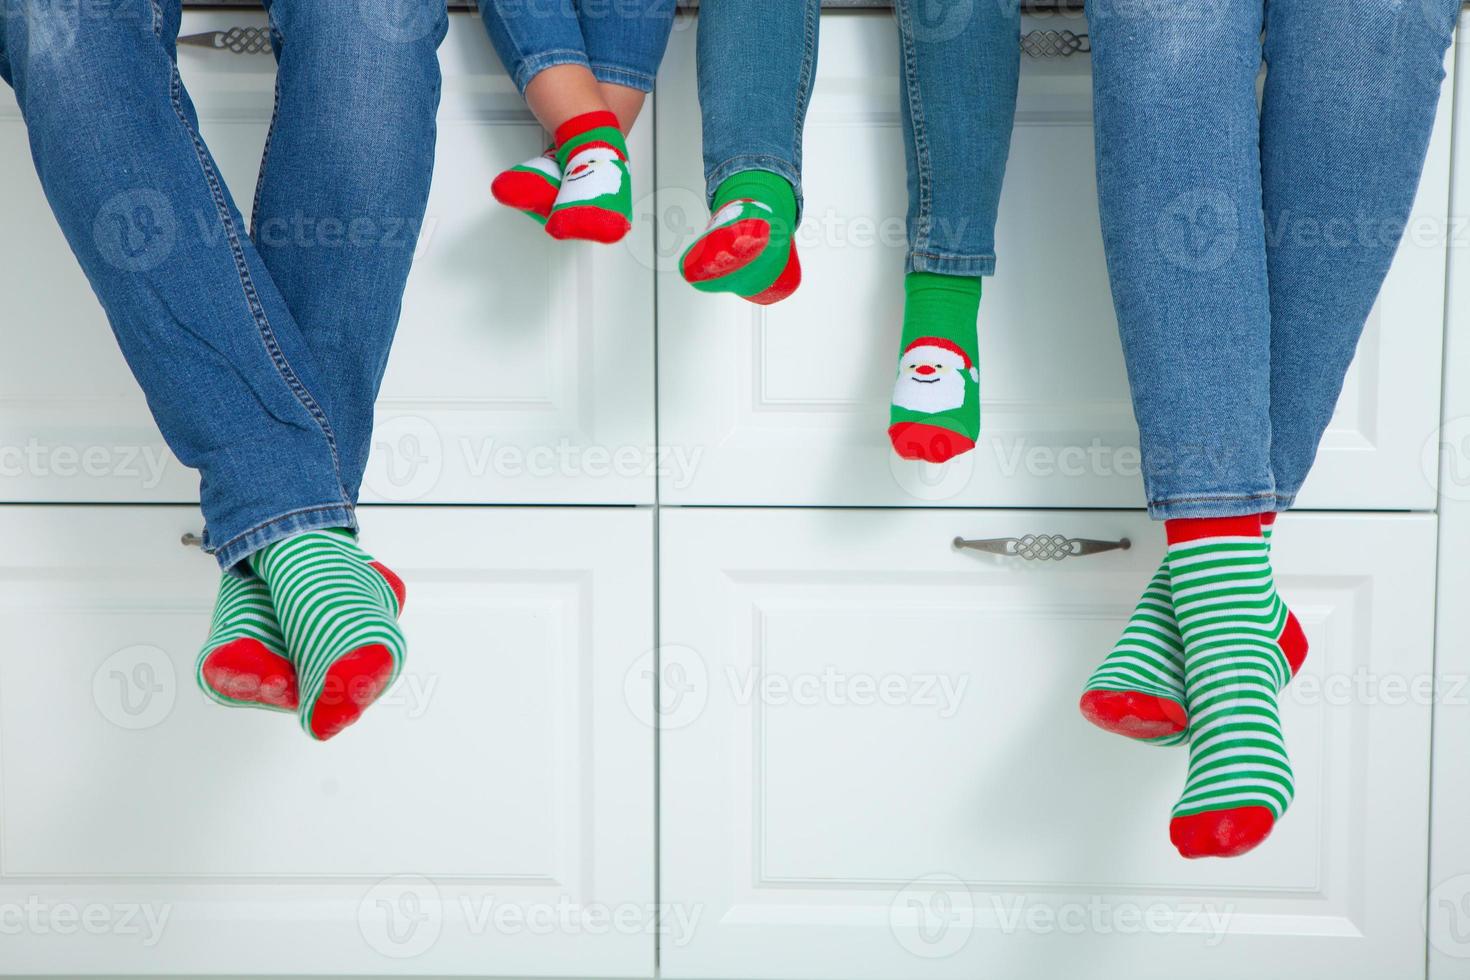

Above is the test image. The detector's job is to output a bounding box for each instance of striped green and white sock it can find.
[1166,515,1295,859]
[250,529,406,742]
[1078,514,1306,745]
[196,572,297,712]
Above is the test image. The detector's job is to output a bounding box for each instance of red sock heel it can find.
[1078,689,1188,741]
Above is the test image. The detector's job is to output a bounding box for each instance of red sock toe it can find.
[744,244,802,305]
[545,206,631,244]
[491,170,559,220]
[1280,610,1308,676]
[202,639,299,711]
[308,644,396,742]
[680,219,773,284]
[1078,689,1187,740]
[1170,806,1276,859]
[888,421,976,463]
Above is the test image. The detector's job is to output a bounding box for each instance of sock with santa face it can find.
[680,170,802,305]
[545,111,632,244]
[1077,513,1308,745]
[889,272,982,462]
[491,147,561,225]
[1167,515,1296,859]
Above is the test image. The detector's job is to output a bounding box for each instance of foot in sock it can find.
[491,148,561,225]
[197,558,407,718]
[545,111,632,243]
[1078,513,1308,744]
[250,529,407,741]
[888,273,982,463]
[680,170,801,305]
[1166,515,1296,859]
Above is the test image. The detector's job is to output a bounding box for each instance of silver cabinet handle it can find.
[1021,29,1089,58]
[954,534,1130,561]
[181,532,204,549]
[178,27,272,55]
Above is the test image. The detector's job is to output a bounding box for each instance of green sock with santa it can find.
[888,272,982,463]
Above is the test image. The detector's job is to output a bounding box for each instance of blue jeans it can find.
[479,0,676,94]
[0,0,446,571]
[1089,0,1459,519]
[696,0,1020,273]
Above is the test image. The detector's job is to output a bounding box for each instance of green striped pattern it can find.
[196,572,291,711]
[1081,559,1188,745]
[1168,532,1294,822]
[250,529,405,738]
[1081,522,1283,745]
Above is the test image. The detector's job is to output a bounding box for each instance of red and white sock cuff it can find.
[1164,514,1265,545]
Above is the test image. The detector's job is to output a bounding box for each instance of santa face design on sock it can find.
[892,338,978,414]
[558,146,626,204]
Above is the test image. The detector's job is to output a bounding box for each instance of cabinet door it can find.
[654,13,1452,510]
[0,505,654,976]
[0,11,655,505]
[659,508,1435,979]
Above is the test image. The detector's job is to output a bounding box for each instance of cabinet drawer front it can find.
[659,507,1435,979]
[0,11,655,505]
[654,14,1451,510]
[0,505,654,976]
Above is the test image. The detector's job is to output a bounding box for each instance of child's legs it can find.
[894,0,1020,276]
[1261,0,1459,508]
[479,0,591,98]
[252,0,448,503]
[1088,0,1274,519]
[696,0,819,216]
[582,0,675,129]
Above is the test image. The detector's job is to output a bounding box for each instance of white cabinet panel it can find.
[659,508,1435,979]
[654,14,1452,510]
[0,11,655,505]
[0,505,654,976]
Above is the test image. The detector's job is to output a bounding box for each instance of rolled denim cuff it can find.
[705,154,805,223]
[590,62,657,93]
[513,49,594,94]
[908,251,997,277]
[1145,491,1278,521]
[1271,491,1298,513]
[207,503,359,577]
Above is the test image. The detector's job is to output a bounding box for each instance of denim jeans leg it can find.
[252,0,448,504]
[479,0,591,94]
[1088,0,1276,519]
[895,0,1019,277]
[1261,0,1460,508]
[581,0,676,94]
[696,0,819,218]
[0,0,356,571]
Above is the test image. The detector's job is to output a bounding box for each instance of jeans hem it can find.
[1272,491,1297,512]
[589,63,656,93]
[706,155,804,222]
[515,49,593,94]
[1146,491,1277,521]
[209,503,359,576]
[908,252,996,277]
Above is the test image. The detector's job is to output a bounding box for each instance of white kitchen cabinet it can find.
[0,11,655,506]
[654,13,1454,511]
[0,505,654,976]
[659,508,1437,980]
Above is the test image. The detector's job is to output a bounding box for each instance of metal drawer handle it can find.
[1021,29,1089,58]
[179,27,272,55]
[954,533,1130,561]
[181,532,204,549]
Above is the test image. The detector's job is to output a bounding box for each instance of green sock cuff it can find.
[712,170,797,222]
[901,272,982,356]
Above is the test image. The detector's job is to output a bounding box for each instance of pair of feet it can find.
[492,111,635,244]
[1080,513,1308,858]
[196,529,407,742]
